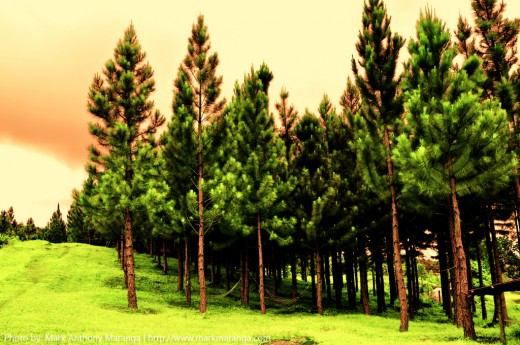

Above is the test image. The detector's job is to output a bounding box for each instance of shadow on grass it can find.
[100,303,159,315]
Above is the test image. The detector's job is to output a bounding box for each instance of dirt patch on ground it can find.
[268,336,316,345]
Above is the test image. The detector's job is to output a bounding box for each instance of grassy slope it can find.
[0,240,519,345]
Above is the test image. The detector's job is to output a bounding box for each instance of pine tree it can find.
[161,15,225,313]
[86,24,165,309]
[396,9,514,339]
[217,64,295,314]
[351,0,408,331]
[274,87,300,299]
[67,189,92,244]
[44,204,67,243]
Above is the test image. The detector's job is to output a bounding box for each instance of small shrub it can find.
[0,234,9,246]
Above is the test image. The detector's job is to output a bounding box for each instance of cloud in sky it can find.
[0,0,518,226]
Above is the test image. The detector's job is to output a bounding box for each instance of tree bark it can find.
[185,235,191,304]
[324,251,332,301]
[177,239,184,291]
[291,250,298,299]
[163,239,168,274]
[316,244,323,315]
[332,249,343,309]
[257,211,266,314]
[384,127,408,331]
[386,232,397,306]
[475,239,487,320]
[197,110,207,313]
[345,248,356,309]
[437,223,452,318]
[489,206,508,325]
[359,242,370,315]
[124,207,138,309]
[448,156,476,339]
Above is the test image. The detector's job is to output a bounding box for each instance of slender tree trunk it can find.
[257,211,266,314]
[302,254,307,282]
[225,255,231,291]
[438,223,452,318]
[124,208,138,309]
[386,232,397,306]
[197,112,207,313]
[163,239,168,274]
[384,127,408,332]
[310,252,316,304]
[375,249,385,313]
[448,157,476,339]
[345,248,356,309]
[177,240,184,291]
[372,265,377,297]
[412,246,420,312]
[489,206,509,325]
[405,242,415,319]
[185,236,191,304]
[514,172,520,253]
[475,239,487,320]
[324,251,332,301]
[332,250,342,308]
[359,242,370,315]
[316,244,323,315]
[291,250,298,299]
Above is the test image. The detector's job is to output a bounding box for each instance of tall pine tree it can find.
[351,0,408,331]
[86,24,165,308]
[396,9,514,339]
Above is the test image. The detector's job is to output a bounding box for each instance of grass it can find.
[0,239,519,345]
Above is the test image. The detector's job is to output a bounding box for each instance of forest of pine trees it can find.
[2,0,516,340]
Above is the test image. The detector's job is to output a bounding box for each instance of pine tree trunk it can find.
[345,249,356,309]
[359,242,370,315]
[310,252,316,304]
[291,250,298,299]
[301,254,307,282]
[185,236,191,304]
[448,156,476,339]
[375,249,385,313]
[489,206,508,324]
[124,207,138,309]
[324,251,332,301]
[332,250,342,309]
[197,116,207,313]
[384,127,408,331]
[405,242,415,319]
[162,239,168,274]
[177,240,184,291]
[437,223,452,318]
[386,232,397,306]
[475,238,487,320]
[316,244,323,315]
[257,211,266,314]
[225,255,231,292]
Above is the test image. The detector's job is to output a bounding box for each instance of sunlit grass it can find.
[0,239,518,344]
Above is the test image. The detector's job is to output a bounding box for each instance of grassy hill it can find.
[0,239,519,344]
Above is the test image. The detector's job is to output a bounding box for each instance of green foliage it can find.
[17,217,39,241]
[396,10,514,199]
[215,64,295,244]
[43,205,67,244]
[497,236,520,278]
[0,207,17,236]
[83,23,166,243]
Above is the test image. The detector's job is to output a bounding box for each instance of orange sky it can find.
[1,0,519,227]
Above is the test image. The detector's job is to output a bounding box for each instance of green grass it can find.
[0,239,519,345]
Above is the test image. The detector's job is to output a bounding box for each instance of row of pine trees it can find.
[65,0,520,339]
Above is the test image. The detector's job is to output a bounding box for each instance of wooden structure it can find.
[469,279,520,343]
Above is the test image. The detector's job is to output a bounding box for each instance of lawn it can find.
[0,239,519,344]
